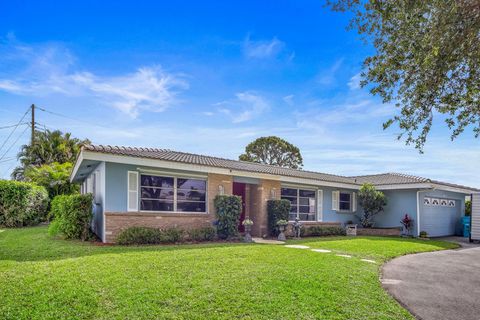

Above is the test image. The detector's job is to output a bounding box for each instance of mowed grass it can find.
[0,227,457,320]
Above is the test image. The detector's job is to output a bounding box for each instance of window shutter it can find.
[352,192,357,212]
[332,191,339,211]
[127,171,139,212]
[317,190,323,221]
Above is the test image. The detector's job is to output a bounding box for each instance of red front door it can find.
[233,182,246,232]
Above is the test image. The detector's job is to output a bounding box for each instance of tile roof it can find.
[82,145,480,192]
[83,145,357,185]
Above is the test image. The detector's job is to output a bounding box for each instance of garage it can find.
[420,196,461,237]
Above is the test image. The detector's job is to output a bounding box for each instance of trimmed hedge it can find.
[0,180,49,227]
[214,195,242,239]
[187,226,216,242]
[116,226,217,245]
[267,199,290,236]
[301,225,346,237]
[48,194,93,240]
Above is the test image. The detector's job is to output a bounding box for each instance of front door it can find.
[233,182,246,232]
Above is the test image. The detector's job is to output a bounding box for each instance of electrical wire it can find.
[0,125,29,162]
[0,106,31,155]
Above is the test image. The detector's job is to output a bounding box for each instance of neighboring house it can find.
[71,145,479,243]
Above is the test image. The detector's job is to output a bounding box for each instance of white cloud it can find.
[283,94,294,106]
[215,91,270,123]
[348,72,362,90]
[0,38,187,118]
[243,36,285,59]
[316,59,343,86]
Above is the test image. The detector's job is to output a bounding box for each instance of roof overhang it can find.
[376,182,476,195]
[70,150,361,189]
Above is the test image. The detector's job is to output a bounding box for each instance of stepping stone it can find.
[252,238,285,245]
[311,249,331,253]
[284,245,310,249]
[336,254,352,258]
[361,259,376,264]
[381,279,402,285]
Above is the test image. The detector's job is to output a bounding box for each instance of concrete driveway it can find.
[382,244,480,320]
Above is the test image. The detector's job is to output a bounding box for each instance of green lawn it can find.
[0,227,457,320]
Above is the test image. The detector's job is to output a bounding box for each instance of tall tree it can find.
[24,162,79,199]
[239,136,303,169]
[327,0,480,151]
[12,129,89,180]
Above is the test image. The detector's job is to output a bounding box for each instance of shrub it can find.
[48,194,93,240]
[161,227,184,243]
[301,225,346,237]
[0,180,49,227]
[419,231,428,238]
[116,227,162,245]
[357,183,387,228]
[267,199,290,236]
[214,195,242,239]
[187,226,217,242]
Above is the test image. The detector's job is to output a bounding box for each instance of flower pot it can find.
[277,225,287,241]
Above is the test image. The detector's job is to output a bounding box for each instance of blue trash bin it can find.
[462,216,471,238]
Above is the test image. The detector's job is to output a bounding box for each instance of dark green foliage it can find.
[302,226,346,237]
[327,1,480,151]
[465,200,471,216]
[0,180,49,227]
[239,136,303,169]
[214,195,242,239]
[187,226,217,242]
[116,227,162,245]
[267,199,291,236]
[48,194,93,241]
[160,227,184,243]
[116,226,218,245]
[357,183,387,228]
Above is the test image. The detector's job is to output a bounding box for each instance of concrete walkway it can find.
[382,246,480,320]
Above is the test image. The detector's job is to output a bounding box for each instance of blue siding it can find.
[321,186,358,224]
[372,190,418,235]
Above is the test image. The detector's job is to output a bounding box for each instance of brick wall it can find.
[104,212,214,243]
[249,179,281,237]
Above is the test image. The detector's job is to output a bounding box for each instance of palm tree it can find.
[12,129,89,180]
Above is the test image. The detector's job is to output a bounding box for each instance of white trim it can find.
[416,188,433,236]
[317,189,323,222]
[352,192,357,212]
[70,151,84,182]
[127,171,139,212]
[332,191,339,211]
[101,162,106,243]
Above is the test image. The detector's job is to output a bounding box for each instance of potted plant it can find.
[276,219,288,241]
[400,214,413,237]
[242,218,254,243]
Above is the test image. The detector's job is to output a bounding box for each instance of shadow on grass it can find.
[0,226,252,263]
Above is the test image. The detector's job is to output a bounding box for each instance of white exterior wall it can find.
[471,193,480,241]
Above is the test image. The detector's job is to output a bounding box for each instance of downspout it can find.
[416,188,434,237]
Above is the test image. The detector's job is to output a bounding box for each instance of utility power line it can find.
[0,106,31,156]
[0,125,29,162]
[0,123,29,130]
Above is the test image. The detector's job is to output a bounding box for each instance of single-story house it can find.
[71,145,480,243]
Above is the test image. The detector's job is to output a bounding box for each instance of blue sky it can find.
[0,1,478,187]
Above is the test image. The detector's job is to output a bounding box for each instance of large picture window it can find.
[140,174,206,213]
[281,187,316,221]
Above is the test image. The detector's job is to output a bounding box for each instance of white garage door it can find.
[421,199,460,237]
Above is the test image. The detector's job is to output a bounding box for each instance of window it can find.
[339,192,351,211]
[281,187,316,221]
[140,174,206,213]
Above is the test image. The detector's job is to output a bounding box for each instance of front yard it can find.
[0,227,457,320]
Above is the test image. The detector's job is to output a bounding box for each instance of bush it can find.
[116,227,162,245]
[187,226,217,242]
[214,195,242,239]
[161,227,184,243]
[301,225,346,237]
[48,194,93,240]
[267,199,291,236]
[116,226,191,245]
[419,230,428,238]
[0,180,49,227]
